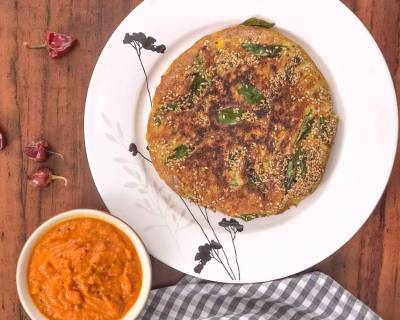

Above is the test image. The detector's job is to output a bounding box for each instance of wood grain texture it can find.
[0,0,398,319]
[316,1,400,319]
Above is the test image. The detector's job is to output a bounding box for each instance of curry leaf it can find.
[238,214,258,222]
[317,116,331,142]
[160,101,178,111]
[217,107,246,125]
[154,102,179,126]
[153,115,161,126]
[237,84,265,105]
[168,145,190,161]
[248,169,263,189]
[299,155,307,178]
[191,55,211,96]
[284,151,299,192]
[231,180,240,187]
[284,148,307,192]
[191,73,209,95]
[296,112,314,144]
[242,43,285,58]
[228,150,240,162]
[242,17,275,29]
[166,102,178,110]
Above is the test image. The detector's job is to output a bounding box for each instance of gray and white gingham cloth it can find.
[139,272,380,319]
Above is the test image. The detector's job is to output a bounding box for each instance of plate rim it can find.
[84,0,398,283]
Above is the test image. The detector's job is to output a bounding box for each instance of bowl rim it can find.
[16,208,152,320]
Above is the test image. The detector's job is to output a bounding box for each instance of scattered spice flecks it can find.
[28,167,68,188]
[24,139,64,162]
[24,32,78,59]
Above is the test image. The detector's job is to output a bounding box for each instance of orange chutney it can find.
[28,218,142,320]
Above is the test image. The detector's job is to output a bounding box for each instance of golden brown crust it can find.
[146,25,338,219]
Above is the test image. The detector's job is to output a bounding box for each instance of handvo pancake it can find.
[147,18,338,220]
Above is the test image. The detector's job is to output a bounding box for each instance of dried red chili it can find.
[28,167,68,188]
[0,131,6,150]
[23,32,78,59]
[24,140,64,162]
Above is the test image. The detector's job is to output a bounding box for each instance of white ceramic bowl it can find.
[16,209,152,320]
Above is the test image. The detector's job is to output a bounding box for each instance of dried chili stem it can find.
[51,175,68,186]
[48,150,65,160]
[23,42,47,50]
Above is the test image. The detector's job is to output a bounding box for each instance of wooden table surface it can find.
[0,0,398,319]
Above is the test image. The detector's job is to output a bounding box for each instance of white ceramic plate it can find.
[85,0,398,283]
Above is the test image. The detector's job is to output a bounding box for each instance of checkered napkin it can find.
[139,272,380,319]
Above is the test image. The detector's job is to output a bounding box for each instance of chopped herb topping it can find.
[295,111,314,144]
[217,107,246,125]
[227,149,244,187]
[228,150,240,164]
[284,111,316,191]
[230,172,244,188]
[299,155,307,178]
[241,43,285,58]
[191,73,208,95]
[317,116,329,142]
[167,144,191,161]
[284,64,295,83]
[154,115,161,126]
[153,102,179,126]
[191,55,211,96]
[248,169,263,190]
[237,84,265,105]
[284,148,306,192]
[228,153,237,162]
[164,102,178,111]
